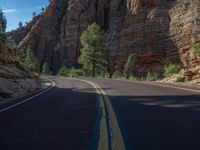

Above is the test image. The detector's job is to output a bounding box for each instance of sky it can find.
[0,0,50,31]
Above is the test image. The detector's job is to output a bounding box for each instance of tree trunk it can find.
[92,59,96,77]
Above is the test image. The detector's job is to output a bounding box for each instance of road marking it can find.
[70,78,126,150]
[113,78,200,94]
[0,79,55,113]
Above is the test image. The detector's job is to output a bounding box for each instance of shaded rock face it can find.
[11,0,200,76]
[0,42,40,101]
[8,15,40,45]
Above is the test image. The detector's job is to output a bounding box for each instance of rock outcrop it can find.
[10,0,200,77]
[0,40,40,101]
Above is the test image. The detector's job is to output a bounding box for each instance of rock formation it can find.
[0,40,40,101]
[10,0,200,77]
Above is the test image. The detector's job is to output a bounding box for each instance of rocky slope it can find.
[10,0,200,77]
[0,40,40,101]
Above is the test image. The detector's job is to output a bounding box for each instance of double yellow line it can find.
[71,78,126,150]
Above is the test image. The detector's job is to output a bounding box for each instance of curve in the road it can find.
[0,79,55,113]
[70,78,126,150]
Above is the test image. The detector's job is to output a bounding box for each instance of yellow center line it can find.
[68,78,126,150]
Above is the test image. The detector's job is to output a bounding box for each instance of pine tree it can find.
[18,22,23,28]
[0,8,7,43]
[24,47,40,74]
[42,62,52,75]
[124,53,136,79]
[79,22,107,77]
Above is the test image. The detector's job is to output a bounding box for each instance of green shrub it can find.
[58,67,85,77]
[58,66,69,76]
[113,70,123,79]
[24,47,40,74]
[192,43,200,56]
[0,33,7,43]
[146,72,158,81]
[16,48,26,62]
[97,71,109,78]
[67,68,85,77]
[164,64,181,77]
[42,62,52,75]
[129,76,138,80]
[176,75,185,82]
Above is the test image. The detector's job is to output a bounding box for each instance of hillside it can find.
[0,40,40,100]
[10,0,200,77]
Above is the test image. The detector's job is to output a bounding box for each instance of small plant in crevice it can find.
[192,43,200,57]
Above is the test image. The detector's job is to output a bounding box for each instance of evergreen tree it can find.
[79,22,107,77]
[0,9,7,33]
[25,47,40,74]
[18,22,23,28]
[124,53,136,79]
[42,62,52,75]
[32,12,36,18]
[0,8,7,43]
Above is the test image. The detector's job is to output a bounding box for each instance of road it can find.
[0,76,200,150]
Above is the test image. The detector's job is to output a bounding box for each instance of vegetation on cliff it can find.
[193,44,200,57]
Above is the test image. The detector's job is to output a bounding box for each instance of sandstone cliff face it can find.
[10,0,200,77]
[0,41,40,101]
[8,15,40,45]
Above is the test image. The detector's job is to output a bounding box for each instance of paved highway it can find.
[0,76,200,150]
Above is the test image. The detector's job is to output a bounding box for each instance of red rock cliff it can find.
[11,0,200,76]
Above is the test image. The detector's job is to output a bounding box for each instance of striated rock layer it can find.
[0,41,40,101]
[11,0,200,76]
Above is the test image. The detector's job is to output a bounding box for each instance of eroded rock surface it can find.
[0,41,40,101]
[10,0,200,77]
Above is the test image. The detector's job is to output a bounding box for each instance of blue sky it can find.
[0,0,50,31]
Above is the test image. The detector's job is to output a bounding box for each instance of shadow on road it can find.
[108,94,200,150]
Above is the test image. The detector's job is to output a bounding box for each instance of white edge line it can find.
[0,79,55,113]
[112,78,200,94]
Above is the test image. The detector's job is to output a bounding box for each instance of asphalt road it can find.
[86,78,200,150]
[0,76,200,150]
[0,77,98,150]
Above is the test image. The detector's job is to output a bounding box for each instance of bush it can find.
[0,33,6,43]
[129,76,138,80]
[42,62,52,75]
[164,64,181,77]
[97,71,109,78]
[58,67,69,76]
[58,67,85,77]
[68,68,85,77]
[24,48,40,74]
[146,72,158,81]
[192,43,200,56]
[176,75,186,82]
[16,48,26,62]
[113,70,123,79]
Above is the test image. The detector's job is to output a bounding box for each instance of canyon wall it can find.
[11,0,200,76]
[0,40,40,100]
